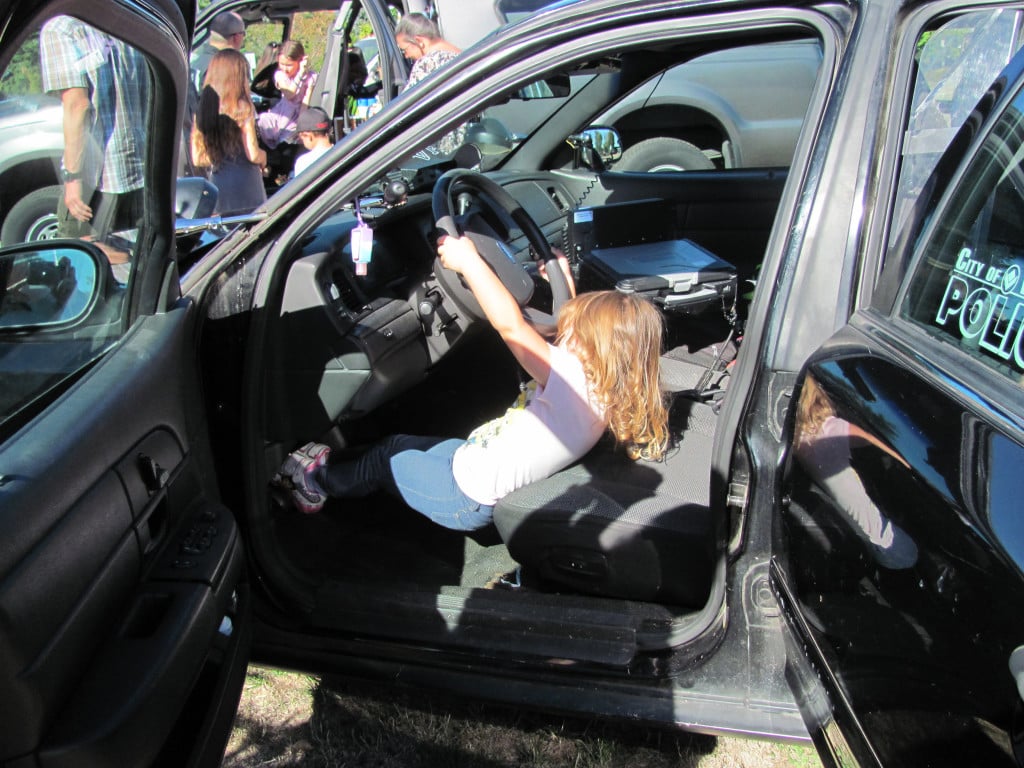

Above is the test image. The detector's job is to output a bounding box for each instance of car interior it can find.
[200,25,825,670]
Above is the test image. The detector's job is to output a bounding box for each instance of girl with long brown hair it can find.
[274,236,669,527]
[191,48,267,214]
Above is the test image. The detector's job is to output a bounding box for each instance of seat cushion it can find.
[493,401,718,607]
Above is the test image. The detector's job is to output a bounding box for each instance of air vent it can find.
[329,266,368,317]
[547,187,569,212]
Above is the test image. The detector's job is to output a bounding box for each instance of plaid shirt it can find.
[40,16,148,193]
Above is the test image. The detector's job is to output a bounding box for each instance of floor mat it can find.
[274,491,516,590]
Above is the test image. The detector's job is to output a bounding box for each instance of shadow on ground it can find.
[222,666,818,768]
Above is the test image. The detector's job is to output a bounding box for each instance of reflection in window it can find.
[901,84,1024,384]
[893,9,1023,231]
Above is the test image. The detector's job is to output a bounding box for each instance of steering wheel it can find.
[432,169,572,329]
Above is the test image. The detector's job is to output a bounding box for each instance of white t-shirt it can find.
[293,143,331,176]
[452,344,606,506]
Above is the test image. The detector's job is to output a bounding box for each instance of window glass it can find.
[240,21,287,74]
[0,16,154,423]
[588,38,822,172]
[244,12,337,73]
[893,9,1023,231]
[901,83,1024,382]
[0,16,151,275]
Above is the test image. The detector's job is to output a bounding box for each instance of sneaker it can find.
[272,442,330,513]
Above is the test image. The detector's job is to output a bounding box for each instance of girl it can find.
[257,39,317,149]
[274,237,669,530]
[191,49,267,215]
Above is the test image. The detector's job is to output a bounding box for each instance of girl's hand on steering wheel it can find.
[537,248,576,298]
[437,234,482,275]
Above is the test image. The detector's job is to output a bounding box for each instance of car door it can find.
[774,44,1024,768]
[0,2,249,767]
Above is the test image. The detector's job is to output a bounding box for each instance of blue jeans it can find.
[313,434,494,531]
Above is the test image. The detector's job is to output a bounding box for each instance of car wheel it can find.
[2,185,63,245]
[616,137,715,172]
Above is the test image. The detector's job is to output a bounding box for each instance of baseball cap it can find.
[210,12,245,38]
[295,107,331,134]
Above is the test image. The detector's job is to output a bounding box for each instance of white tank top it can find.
[452,344,606,506]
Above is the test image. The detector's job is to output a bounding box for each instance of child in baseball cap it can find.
[293,107,333,176]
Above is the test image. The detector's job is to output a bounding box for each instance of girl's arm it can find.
[273,69,300,99]
[241,116,267,168]
[301,71,317,106]
[438,235,552,386]
[846,423,911,468]
[190,123,210,167]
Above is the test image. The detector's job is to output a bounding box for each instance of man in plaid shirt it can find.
[40,16,149,253]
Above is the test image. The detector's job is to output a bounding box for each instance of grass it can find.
[222,665,824,767]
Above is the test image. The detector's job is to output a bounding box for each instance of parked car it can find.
[598,39,823,170]
[3,2,1024,768]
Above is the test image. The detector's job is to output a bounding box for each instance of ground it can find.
[222,665,824,767]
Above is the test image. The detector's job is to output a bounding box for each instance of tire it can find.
[2,185,63,245]
[616,137,715,172]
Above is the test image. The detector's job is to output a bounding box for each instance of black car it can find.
[2,1,1024,767]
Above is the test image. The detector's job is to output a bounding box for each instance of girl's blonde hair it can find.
[794,374,834,445]
[203,48,255,124]
[556,291,668,460]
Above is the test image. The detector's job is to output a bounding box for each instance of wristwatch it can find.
[61,167,83,182]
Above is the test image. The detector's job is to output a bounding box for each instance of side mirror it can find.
[0,241,111,332]
[175,176,218,219]
[567,126,623,170]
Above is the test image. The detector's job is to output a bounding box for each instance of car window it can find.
[243,11,338,72]
[893,9,1024,231]
[594,39,823,172]
[0,16,156,424]
[899,78,1024,382]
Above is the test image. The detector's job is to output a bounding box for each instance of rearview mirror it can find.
[514,74,571,100]
[0,242,107,331]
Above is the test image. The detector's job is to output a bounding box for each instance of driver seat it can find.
[492,394,718,608]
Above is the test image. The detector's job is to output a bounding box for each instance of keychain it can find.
[351,201,373,276]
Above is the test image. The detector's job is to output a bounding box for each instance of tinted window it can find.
[0,16,155,425]
[901,82,1024,381]
[893,9,1024,231]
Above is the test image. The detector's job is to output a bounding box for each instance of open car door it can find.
[0,1,249,766]
[774,44,1024,768]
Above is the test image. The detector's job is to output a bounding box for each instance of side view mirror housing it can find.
[175,176,219,220]
[0,241,113,333]
[567,125,623,170]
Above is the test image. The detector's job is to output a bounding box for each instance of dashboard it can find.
[262,171,584,440]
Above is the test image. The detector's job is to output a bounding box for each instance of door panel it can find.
[773,34,1024,768]
[0,303,247,767]
[774,337,1024,767]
